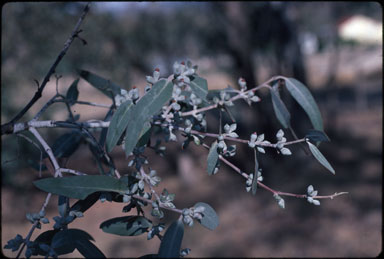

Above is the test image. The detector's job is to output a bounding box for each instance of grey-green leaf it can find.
[76,238,106,258]
[206,141,219,176]
[270,87,291,129]
[284,78,323,131]
[106,100,134,152]
[69,192,101,214]
[66,79,79,106]
[158,219,184,258]
[33,175,129,200]
[190,76,208,101]
[50,131,83,158]
[58,196,69,217]
[135,121,152,148]
[252,150,258,196]
[124,79,173,156]
[305,129,330,143]
[51,229,94,256]
[194,202,219,230]
[79,70,122,99]
[307,141,335,174]
[100,216,152,236]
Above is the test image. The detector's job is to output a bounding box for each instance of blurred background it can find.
[1,2,382,257]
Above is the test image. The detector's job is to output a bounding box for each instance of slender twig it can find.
[17,132,44,176]
[17,127,64,258]
[29,127,61,177]
[68,100,111,108]
[1,2,91,135]
[202,142,347,200]
[180,78,276,117]
[59,168,87,176]
[32,94,60,121]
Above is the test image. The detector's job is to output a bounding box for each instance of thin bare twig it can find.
[202,143,347,200]
[1,2,91,135]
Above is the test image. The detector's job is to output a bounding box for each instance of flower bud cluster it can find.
[151,201,164,219]
[238,77,247,91]
[146,68,161,85]
[180,248,191,257]
[245,170,263,192]
[159,189,176,209]
[245,90,261,104]
[307,185,320,205]
[173,61,196,87]
[248,132,270,153]
[273,193,285,209]
[114,87,140,106]
[275,129,292,155]
[26,210,50,226]
[223,123,238,138]
[182,206,205,227]
[147,169,161,187]
[147,223,165,240]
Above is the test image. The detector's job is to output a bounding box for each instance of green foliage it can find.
[6,57,342,258]
[307,140,335,174]
[189,76,208,101]
[66,79,80,106]
[105,100,134,152]
[33,175,129,200]
[193,202,219,230]
[284,77,324,131]
[158,219,184,258]
[50,130,83,158]
[79,70,122,99]
[51,229,105,258]
[206,141,219,175]
[270,86,291,129]
[305,129,330,143]
[100,216,152,236]
[251,150,259,196]
[123,79,173,156]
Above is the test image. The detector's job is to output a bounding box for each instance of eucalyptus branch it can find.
[68,100,111,108]
[29,127,61,177]
[180,78,275,117]
[202,142,347,201]
[131,193,183,215]
[16,127,65,258]
[1,2,91,135]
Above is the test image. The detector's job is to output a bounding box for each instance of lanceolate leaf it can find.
[51,229,92,255]
[66,79,79,106]
[194,202,219,230]
[270,88,291,129]
[252,150,258,196]
[99,107,115,147]
[51,229,101,257]
[206,141,219,175]
[158,219,184,258]
[106,100,134,152]
[284,78,323,131]
[100,216,152,236]
[50,131,83,158]
[58,196,69,217]
[79,70,121,99]
[135,121,152,148]
[76,238,106,258]
[69,192,101,214]
[124,79,173,156]
[305,129,330,143]
[190,76,208,101]
[307,141,335,174]
[33,175,129,200]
